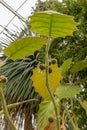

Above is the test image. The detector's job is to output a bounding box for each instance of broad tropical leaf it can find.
[55,84,81,99]
[38,99,55,130]
[31,64,62,99]
[4,37,47,60]
[61,58,72,77]
[29,11,77,38]
[71,60,87,73]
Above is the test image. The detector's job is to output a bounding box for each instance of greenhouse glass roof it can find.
[0,0,38,56]
[0,0,37,38]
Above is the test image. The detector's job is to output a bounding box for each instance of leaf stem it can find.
[45,38,60,130]
[66,106,76,129]
[0,87,16,130]
[0,98,38,115]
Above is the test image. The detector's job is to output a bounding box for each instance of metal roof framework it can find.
[0,0,37,56]
[0,0,28,34]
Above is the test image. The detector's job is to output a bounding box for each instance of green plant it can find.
[0,75,16,130]
[3,10,77,130]
[36,1,87,129]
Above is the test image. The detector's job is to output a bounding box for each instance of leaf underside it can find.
[30,11,77,38]
[4,37,47,60]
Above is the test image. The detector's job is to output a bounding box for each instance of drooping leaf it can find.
[38,99,55,130]
[29,11,77,38]
[31,64,62,99]
[55,84,81,99]
[79,100,87,114]
[71,60,87,73]
[61,58,72,77]
[4,37,47,60]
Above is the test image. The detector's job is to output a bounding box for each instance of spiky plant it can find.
[0,23,42,130]
[0,51,42,130]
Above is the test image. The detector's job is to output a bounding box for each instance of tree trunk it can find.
[24,110,33,130]
[4,117,12,130]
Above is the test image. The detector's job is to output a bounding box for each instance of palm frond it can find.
[0,51,41,102]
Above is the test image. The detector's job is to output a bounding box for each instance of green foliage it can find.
[37,99,55,130]
[30,11,77,38]
[4,11,77,61]
[0,52,40,102]
[61,58,72,77]
[79,100,87,114]
[0,80,16,130]
[77,78,87,83]
[0,52,41,130]
[71,60,87,73]
[55,84,81,99]
[4,37,47,60]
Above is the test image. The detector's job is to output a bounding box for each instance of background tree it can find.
[33,0,87,129]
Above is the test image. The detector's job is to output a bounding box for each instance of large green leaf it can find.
[71,60,87,73]
[4,37,47,60]
[29,11,77,38]
[38,99,55,130]
[61,58,72,77]
[55,84,81,99]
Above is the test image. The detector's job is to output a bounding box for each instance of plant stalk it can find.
[0,87,16,130]
[45,38,60,130]
[0,98,38,115]
[66,106,76,129]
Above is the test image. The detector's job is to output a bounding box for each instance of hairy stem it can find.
[45,38,60,130]
[0,87,16,130]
